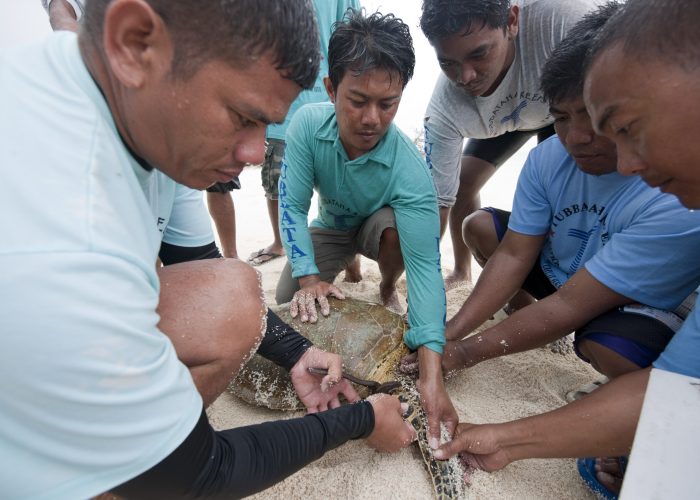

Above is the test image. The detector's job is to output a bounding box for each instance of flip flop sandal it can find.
[247,248,283,266]
[577,456,627,500]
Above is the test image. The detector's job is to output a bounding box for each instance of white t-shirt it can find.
[0,33,202,499]
[423,0,601,206]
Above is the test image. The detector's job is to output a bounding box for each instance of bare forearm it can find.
[418,346,444,389]
[495,368,648,462]
[448,250,535,339]
[457,269,631,366]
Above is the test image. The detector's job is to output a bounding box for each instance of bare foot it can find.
[343,255,363,283]
[595,456,626,495]
[444,270,471,291]
[380,285,403,314]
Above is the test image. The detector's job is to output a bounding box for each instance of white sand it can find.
[205,166,599,499]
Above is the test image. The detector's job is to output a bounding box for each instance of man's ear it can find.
[102,0,172,88]
[323,76,336,103]
[507,5,520,39]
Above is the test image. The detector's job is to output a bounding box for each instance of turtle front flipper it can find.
[397,376,466,499]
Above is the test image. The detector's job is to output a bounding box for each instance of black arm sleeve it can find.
[204,401,374,498]
[113,403,375,499]
[257,309,313,370]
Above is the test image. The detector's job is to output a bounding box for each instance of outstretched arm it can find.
[446,229,545,340]
[447,267,631,372]
[434,368,649,469]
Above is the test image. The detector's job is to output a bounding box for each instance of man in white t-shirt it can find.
[421,0,599,287]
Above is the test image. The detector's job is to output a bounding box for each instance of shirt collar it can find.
[315,107,396,168]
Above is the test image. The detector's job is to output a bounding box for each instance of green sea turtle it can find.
[230,297,465,499]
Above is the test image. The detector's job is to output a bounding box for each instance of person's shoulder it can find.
[528,135,569,164]
[287,102,333,139]
[291,102,334,127]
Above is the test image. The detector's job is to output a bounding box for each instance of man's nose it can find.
[616,145,646,177]
[566,125,594,147]
[233,127,267,166]
[362,105,380,126]
[457,64,478,85]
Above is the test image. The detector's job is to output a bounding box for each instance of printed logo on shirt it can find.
[423,117,434,171]
[541,202,612,288]
[487,91,549,134]
[278,159,307,260]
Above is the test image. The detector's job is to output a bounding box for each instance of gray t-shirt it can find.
[424,0,600,207]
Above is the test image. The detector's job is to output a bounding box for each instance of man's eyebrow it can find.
[467,43,490,57]
[549,105,564,114]
[239,104,275,126]
[595,105,617,133]
[348,89,402,101]
[550,104,587,115]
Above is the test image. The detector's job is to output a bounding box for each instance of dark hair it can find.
[540,1,621,104]
[420,0,511,42]
[327,9,415,91]
[83,0,320,89]
[587,0,700,73]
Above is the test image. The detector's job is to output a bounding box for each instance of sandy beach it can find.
[208,165,600,499]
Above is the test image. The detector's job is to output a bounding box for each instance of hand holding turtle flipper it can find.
[416,348,459,450]
[433,422,511,472]
[366,394,416,453]
[289,346,359,413]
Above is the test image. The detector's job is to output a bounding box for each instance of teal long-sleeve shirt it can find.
[279,103,446,354]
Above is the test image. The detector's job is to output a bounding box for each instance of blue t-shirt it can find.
[510,137,700,310]
[0,33,202,499]
[266,0,361,141]
[654,297,700,378]
[280,103,446,354]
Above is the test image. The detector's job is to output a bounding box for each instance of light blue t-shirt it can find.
[654,298,700,378]
[279,103,446,354]
[0,33,202,500]
[163,184,215,247]
[266,0,361,140]
[510,137,700,310]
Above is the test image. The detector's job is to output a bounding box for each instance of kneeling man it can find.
[276,10,457,448]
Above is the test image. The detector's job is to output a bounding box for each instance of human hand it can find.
[433,423,512,472]
[419,374,459,450]
[290,276,345,323]
[289,346,360,413]
[366,394,416,452]
[416,348,459,449]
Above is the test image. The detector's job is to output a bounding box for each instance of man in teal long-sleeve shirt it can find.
[275,9,458,450]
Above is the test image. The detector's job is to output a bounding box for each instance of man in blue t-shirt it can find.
[425,3,700,499]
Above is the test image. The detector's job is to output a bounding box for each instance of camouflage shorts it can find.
[261,138,286,200]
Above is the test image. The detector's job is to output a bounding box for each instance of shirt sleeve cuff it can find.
[404,326,445,355]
